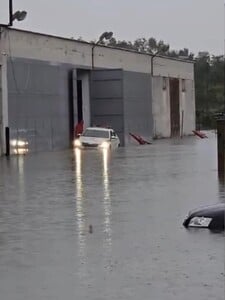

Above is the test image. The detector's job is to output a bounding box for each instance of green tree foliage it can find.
[107,36,170,55]
[195,53,224,128]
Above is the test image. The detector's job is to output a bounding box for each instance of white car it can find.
[74,127,120,150]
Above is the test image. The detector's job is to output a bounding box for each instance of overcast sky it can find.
[0,0,224,55]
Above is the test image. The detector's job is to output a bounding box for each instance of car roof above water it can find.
[85,127,112,132]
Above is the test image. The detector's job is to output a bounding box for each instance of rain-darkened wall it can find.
[90,69,124,145]
[7,58,74,152]
[123,71,152,145]
[90,70,153,146]
[7,60,153,151]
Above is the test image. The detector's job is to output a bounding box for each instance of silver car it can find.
[74,127,120,150]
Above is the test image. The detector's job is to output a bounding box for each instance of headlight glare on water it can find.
[100,141,110,149]
[74,139,81,147]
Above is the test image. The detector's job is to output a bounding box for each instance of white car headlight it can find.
[100,141,110,149]
[74,139,82,147]
[189,217,212,228]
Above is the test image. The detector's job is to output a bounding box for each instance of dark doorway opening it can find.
[170,78,180,137]
[68,70,74,143]
[77,80,83,122]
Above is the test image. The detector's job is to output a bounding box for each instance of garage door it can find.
[90,69,124,145]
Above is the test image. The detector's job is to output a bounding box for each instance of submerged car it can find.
[74,127,120,149]
[183,203,225,230]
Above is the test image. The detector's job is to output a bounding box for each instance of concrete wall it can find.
[152,77,195,138]
[179,79,196,135]
[154,56,194,79]
[77,70,91,128]
[0,54,8,155]
[152,77,171,138]
[90,69,124,145]
[1,28,194,78]
[0,27,195,153]
[123,71,152,145]
[7,58,73,152]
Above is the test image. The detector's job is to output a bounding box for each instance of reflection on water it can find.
[74,148,113,273]
[102,149,112,264]
[0,133,224,300]
[74,148,86,278]
[17,156,25,186]
[17,156,25,207]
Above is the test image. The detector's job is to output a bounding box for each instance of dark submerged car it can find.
[183,204,225,231]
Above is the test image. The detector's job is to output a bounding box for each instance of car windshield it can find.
[82,129,109,138]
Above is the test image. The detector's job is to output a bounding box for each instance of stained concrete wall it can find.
[152,77,171,138]
[0,28,194,78]
[90,69,124,145]
[0,27,195,153]
[154,56,194,79]
[90,70,153,146]
[179,79,196,135]
[152,77,195,138]
[7,58,73,152]
[123,71,152,145]
[0,54,8,155]
[77,70,91,128]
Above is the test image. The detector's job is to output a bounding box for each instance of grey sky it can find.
[0,0,224,55]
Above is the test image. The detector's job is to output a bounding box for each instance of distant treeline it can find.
[78,35,224,128]
[194,53,224,129]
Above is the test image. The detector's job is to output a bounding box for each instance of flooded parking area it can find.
[0,132,224,300]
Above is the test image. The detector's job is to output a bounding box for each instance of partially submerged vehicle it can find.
[183,203,225,230]
[74,127,120,150]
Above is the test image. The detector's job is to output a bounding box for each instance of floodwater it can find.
[0,131,224,300]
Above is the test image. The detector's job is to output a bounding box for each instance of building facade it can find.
[0,27,195,155]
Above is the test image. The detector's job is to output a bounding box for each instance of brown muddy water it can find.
[0,131,224,300]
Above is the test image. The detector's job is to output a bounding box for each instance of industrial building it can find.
[0,27,195,155]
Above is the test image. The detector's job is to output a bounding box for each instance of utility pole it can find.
[0,1,27,156]
[217,116,225,179]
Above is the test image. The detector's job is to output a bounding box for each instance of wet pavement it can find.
[0,131,224,300]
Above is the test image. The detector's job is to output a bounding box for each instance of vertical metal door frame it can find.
[169,78,180,137]
[68,69,78,145]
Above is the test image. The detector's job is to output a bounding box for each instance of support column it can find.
[217,117,225,178]
[0,54,9,156]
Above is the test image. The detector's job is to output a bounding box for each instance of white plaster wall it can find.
[154,56,194,80]
[93,46,150,73]
[152,77,171,138]
[0,27,195,146]
[0,43,9,155]
[1,28,92,67]
[180,79,195,135]
[153,77,195,138]
[1,28,194,79]
[180,81,186,136]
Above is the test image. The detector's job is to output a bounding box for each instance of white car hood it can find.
[80,136,109,145]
